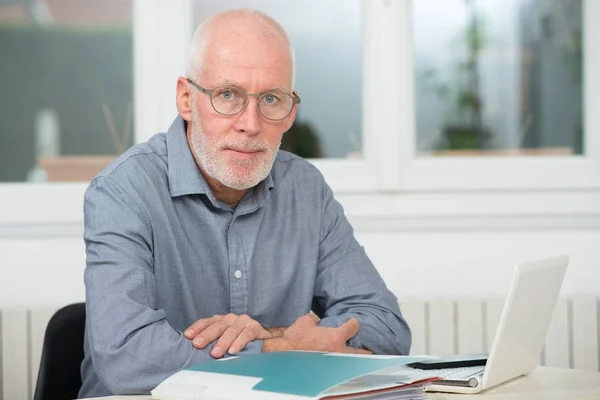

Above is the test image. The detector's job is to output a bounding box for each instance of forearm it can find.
[85,268,212,393]
[318,306,411,355]
[91,319,207,394]
[315,243,411,355]
[315,185,411,355]
[90,308,265,394]
[313,253,411,354]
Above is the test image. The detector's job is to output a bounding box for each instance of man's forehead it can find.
[209,14,284,40]
[203,19,290,62]
[198,44,293,90]
[206,32,289,61]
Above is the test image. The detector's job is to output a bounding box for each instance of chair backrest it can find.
[33,302,86,400]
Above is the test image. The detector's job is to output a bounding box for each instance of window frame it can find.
[394,0,600,191]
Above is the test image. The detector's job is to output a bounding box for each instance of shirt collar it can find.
[167,116,211,197]
[166,116,275,207]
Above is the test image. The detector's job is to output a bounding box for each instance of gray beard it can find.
[189,113,280,190]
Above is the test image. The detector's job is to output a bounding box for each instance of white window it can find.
[415,0,583,157]
[0,0,134,184]
[0,0,134,227]
[2,0,599,227]
[401,0,600,192]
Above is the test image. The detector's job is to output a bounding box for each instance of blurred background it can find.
[0,0,134,182]
[0,1,598,397]
[0,0,584,181]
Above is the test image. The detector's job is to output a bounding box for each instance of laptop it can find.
[411,254,569,394]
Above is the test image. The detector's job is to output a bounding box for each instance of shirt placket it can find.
[227,215,248,315]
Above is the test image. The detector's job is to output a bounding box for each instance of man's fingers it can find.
[186,314,269,356]
[192,320,231,349]
[227,320,271,354]
[227,327,259,355]
[211,322,247,358]
[338,318,360,340]
[184,315,221,338]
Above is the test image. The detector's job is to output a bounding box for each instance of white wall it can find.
[359,229,599,300]
[0,237,85,308]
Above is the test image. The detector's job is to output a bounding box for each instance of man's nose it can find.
[234,96,262,135]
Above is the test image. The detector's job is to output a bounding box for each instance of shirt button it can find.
[234,270,242,279]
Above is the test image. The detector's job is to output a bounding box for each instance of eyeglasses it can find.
[186,78,301,121]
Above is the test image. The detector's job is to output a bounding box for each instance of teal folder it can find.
[187,351,430,397]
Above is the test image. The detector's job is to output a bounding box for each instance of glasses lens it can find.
[211,86,246,115]
[259,92,294,120]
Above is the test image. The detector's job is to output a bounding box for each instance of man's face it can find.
[188,25,296,191]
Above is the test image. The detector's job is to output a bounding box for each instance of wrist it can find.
[267,327,286,338]
[263,337,294,352]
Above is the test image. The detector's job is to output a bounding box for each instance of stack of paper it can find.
[151,351,439,400]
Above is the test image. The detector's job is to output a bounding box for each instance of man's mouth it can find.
[223,147,265,162]
[225,147,263,154]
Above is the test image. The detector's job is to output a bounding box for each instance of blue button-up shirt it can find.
[79,116,411,397]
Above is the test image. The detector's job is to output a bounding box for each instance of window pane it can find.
[0,0,133,182]
[413,0,583,157]
[193,0,362,159]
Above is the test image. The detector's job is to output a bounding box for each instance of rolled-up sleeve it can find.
[83,177,261,394]
[312,183,411,355]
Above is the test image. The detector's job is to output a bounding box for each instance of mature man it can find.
[79,8,411,397]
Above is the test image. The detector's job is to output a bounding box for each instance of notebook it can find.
[150,351,439,399]
[398,254,569,394]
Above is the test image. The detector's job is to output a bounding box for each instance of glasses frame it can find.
[186,78,301,121]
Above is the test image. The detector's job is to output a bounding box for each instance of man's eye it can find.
[215,88,242,101]
[263,94,279,105]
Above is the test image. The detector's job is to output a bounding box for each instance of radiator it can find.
[1,298,598,400]
[400,297,599,370]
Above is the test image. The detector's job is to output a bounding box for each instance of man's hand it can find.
[264,314,372,354]
[184,314,273,358]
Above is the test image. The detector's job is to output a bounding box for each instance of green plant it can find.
[420,0,491,150]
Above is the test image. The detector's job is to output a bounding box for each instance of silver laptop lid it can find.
[482,255,568,389]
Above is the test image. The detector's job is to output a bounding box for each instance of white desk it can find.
[84,367,600,400]
[428,367,600,400]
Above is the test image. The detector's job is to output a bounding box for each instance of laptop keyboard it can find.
[389,365,485,382]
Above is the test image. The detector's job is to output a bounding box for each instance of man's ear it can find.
[176,77,193,122]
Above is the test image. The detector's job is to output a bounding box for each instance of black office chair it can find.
[33,302,86,400]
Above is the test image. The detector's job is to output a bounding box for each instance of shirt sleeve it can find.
[312,181,412,355]
[83,177,262,395]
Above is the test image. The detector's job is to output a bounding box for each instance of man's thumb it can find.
[339,318,360,339]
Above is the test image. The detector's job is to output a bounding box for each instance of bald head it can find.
[186,8,296,90]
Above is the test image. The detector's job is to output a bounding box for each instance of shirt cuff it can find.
[317,315,363,349]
